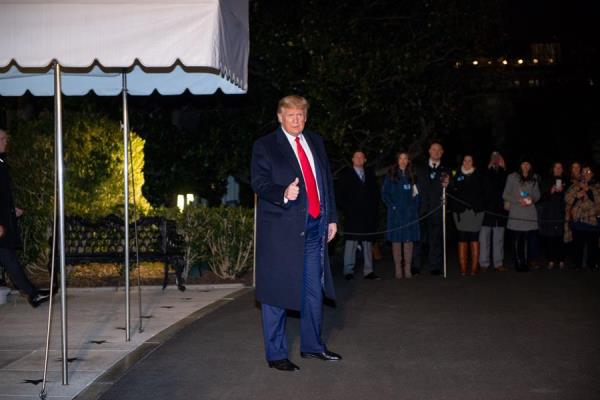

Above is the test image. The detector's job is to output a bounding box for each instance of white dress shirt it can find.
[428,159,440,169]
[353,166,365,182]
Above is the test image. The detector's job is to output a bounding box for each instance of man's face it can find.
[278,107,306,136]
[571,163,581,178]
[351,152,366,168]
[429,143,443,162]
[0,131,8,153]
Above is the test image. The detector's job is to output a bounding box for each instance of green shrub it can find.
[155,205,254,280]
[9,110,150,268]
[155,205,210,280]
[204,206,254,279]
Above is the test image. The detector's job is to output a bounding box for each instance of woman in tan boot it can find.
[449,155,485,276]
[382,152,420,279]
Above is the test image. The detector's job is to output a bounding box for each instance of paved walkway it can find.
[0,284,244,400]
[93,262,600,400]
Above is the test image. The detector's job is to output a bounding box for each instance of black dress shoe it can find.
[37,288,58,296]
[300,350,342,361]
[267,359,300,371]
[363,272,381,280]
[430,270,442,276]
[344,274,354,280]
[28,293,50,308]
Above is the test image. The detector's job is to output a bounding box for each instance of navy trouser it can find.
[0,248,37,297]
[261,215,325,361]
[412,213,443,273]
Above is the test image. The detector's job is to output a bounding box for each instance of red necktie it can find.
[295,137,320,218]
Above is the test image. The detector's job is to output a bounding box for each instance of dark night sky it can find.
[506,0,599,58]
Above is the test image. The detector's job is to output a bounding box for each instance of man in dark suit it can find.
[336,151,380,280]
[0,128,49,307]
[251,95,341,372]
[413,141,450,275]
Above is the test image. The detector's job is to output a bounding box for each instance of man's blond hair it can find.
[277,95,310,113]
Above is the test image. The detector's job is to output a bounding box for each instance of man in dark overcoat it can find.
[0,128,49,307]
[251,95,341,371]
[336,150,380,280]
[413,141,450,275]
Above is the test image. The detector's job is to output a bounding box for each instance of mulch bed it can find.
[20,262,252,288]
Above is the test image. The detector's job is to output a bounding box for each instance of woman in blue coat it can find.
[382,152,420,279]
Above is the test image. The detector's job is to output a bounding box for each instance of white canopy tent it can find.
[0,0,248,390]
[0,0,248,94]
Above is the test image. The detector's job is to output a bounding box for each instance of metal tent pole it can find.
[442,187,447,279]
[54,62,69,384]
[39,136,60,400]
[127,127,143,333]
[122,73,131,341]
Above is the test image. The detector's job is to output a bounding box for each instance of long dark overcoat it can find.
[481,166,508,227]
[414,162,451,218]
[251,128,337,311]
[0,153,22,249]
[336,166,379,241]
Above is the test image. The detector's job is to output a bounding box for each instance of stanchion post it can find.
[442,187,447,279]
[253,193,257,288]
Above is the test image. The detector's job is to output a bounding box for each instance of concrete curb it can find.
[73,287,252,400]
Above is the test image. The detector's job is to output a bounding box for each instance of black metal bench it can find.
[53,215,186,291]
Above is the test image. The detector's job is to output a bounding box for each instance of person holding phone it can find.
[503,157,541,271]
[538,162,567,269]
[564,165,600,270]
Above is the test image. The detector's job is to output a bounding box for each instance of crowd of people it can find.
[337,142,600,279]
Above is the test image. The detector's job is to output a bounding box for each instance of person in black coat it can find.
[336,151,380,280]
[0,128,49,307]
[448,155,485,276]
[251,96,341,371]
[413,141,450,275]
[479,151,508,271]
[538,162,567,269]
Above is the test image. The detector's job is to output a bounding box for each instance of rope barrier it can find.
[339,203,442,236]
[338,192,568,238]
[445,192,566,224]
